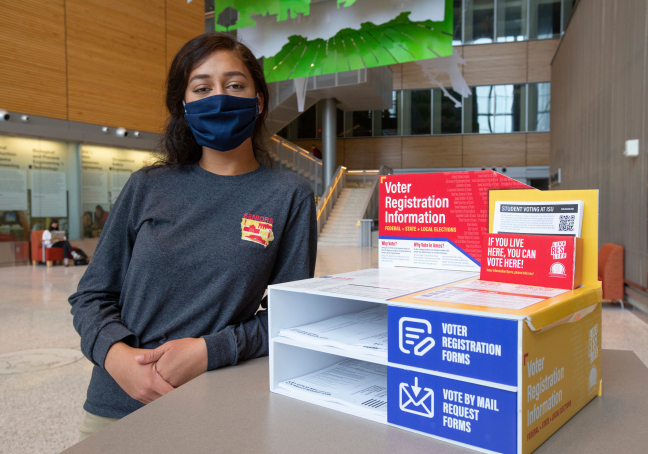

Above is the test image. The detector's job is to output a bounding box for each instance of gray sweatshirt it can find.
[69,164,316,418]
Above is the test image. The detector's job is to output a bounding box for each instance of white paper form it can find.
[493,200,584,237]
[275,268,478,301]
[455,280,568,298]
[278,359,387,418]
[413,287,545,310]
[277,307,388,358]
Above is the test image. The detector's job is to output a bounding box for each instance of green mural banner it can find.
[213,0,453,83]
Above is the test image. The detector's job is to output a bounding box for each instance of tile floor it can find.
[0,246,646,453]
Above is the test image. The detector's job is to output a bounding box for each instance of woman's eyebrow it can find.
[189,74,211,83]
[223,71,248,80]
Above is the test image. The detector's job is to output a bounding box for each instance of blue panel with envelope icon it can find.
[387,367,517,454]
[388,306,518,386]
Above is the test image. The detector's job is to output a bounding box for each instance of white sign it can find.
[82,171,108,204]
[414,287,545,310]
[275,268,478,301]
[31,170,67,217]
[0,169,28,211]
[455,280,567,298]
[379,238,481,272]
[493,200,584,238]
[110,172,131,202]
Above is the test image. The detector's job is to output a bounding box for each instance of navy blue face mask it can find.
[183,94,260,152]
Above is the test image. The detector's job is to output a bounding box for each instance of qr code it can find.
[559,215,575,232]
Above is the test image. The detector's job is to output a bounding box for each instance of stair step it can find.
[320,229,359,236]
[318,187,374,245]
[318,240,360,247]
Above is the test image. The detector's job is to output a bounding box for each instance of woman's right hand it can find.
[104,342,175,404]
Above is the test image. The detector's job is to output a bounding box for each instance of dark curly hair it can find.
[155,33,270,167]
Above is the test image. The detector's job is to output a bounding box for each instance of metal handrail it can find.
[268,135,324,197]
[358,165,393,246]
[316,165,347,233]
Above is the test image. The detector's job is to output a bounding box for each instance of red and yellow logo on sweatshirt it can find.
[241,213,274,248]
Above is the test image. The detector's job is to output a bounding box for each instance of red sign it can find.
[480,234,582,290]
[379,171,530,267]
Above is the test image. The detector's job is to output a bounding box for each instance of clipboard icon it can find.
[399,377,434,418]
[399,317,435,356]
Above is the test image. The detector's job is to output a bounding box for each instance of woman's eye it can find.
[227,84,244,90]
[193,87,210,93]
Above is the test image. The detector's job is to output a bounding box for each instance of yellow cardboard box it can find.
[388,189,601,453]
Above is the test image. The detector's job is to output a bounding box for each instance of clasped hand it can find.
[105,338,207,404]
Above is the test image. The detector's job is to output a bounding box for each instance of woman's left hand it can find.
[135,338,208,388]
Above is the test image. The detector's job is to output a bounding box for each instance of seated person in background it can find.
[42,220,84,266]
[82,212,93,239]
[95,205,108,230]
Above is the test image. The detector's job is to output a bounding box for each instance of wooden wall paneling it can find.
[526,132,550,166]
[165,0,204,69]
[551,0,648,286]
[389,64,402,90]
[527,39,559,83]
[462,133,526,167]
[343,137,402,170]
[614,0,647,283]
[0,1,68,120]
[401,136,462,168]
[66,0,167,133]
[463,42,527,86]
[336,138,345,167]
[401,47,463,90]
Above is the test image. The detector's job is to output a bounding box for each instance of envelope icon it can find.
[399,382,434,418]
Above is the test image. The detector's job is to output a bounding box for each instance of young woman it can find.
[69,33,317,439]
[42,220,84,266]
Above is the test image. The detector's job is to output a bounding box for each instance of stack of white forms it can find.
[277,306,388,360]
[277,359,387,420]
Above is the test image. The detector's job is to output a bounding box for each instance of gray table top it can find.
[65,349,648,454]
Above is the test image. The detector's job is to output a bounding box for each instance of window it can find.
[337,108,344,137]
[528,82,550,131]
[453,0,463,45]
[465,84,525,133]
[432,88,463,134]
[345,110,372,137]
[529,0,561,39]
[373,91,400,136]
[465,0,494,44]
[315,104,345,138]
[290,84,548,139]
[562,0,578,30]
[296,104,317,139]
[0,136,73,242]
[496,0,527,42]
[452,0,572,45]
[402,90,432,135]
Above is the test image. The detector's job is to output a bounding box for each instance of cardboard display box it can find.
[268,174,601,454]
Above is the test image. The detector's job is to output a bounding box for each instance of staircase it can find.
[318,188,372,247]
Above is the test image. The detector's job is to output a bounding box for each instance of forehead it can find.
[188,50,251,79]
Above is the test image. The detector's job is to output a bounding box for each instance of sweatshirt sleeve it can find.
[202,192,317,371]
[69,174,141,368]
